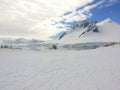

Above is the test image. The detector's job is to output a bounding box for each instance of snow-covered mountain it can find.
[0,40,4,45]
[57,18,120,44]
[0,38,44,45]
[28,18,120,51]
[0,18,120,50]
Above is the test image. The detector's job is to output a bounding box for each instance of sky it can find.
[0,0,120,40]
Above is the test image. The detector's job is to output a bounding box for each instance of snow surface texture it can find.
[0,46,120,90]
[58,18,120,44]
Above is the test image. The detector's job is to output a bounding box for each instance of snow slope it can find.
[0,46,120,90]
[57,18,120,44]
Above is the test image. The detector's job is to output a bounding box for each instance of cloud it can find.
[60,0,105,24]
[106,0,119,7]
[0,0,95,40]
[0,0,119,40]
[98,0,120,8]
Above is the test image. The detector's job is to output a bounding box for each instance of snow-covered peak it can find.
[56,18,120,44]
[103,18,112,22]
[72,20,97,30]
[98,18,114,25]
[15,38,30,44]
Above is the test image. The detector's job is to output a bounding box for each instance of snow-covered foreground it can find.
[0,46,120,90]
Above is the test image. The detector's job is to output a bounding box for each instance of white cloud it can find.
[106,0,119,7]
[0,0,118,40]
[61,0,105,23]
[0,0,96,40]
[98,0,120,8]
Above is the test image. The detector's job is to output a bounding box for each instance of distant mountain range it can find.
[0,38,44,45]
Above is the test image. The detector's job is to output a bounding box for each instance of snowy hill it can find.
[58,18,120,44]
[0,45,120,90]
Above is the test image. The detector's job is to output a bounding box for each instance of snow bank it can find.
[0,46,120,90]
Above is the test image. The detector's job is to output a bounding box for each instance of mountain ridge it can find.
[57,18,120,44]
